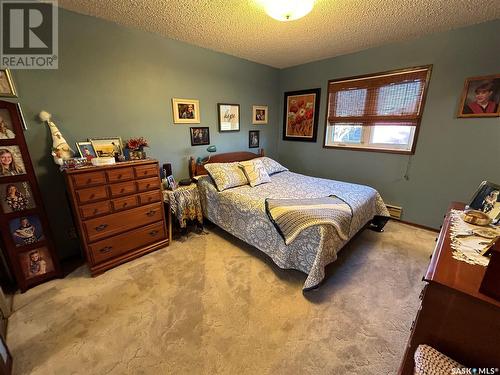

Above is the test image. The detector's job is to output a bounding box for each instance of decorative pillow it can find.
[239,159,271,187]
[256,157,288,175]
[204,162,249,192]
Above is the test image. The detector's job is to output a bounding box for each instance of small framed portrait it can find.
[190,127,210,146]
[0,108,15,139]
[457,74,500,118]
[166,175,177,190]
[0,69,17,98]
[218,103,240,132]
[252,105,268,124]
[19,246,55,279]
[172,98,200,124]
[89,138,123,158]
[468,181,500,224]
[0,334,12,375]
[0,146,26,177]
[76,142,97,158]
[9,214,45,247]
[249,130,260,148]
[0,181,36,213]
[283,88,321,142]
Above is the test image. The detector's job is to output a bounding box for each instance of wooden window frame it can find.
[323,65,433,155]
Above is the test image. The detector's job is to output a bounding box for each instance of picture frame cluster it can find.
[171,98,267,149]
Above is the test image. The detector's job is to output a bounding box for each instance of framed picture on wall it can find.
[283,88,321,142]
[172,98,201,124]
[190,127,210,146]
[252,105,268,124]
[457,74,500,118]
[0,69,17,98]
[249,130,260,148]
[218,103,240,132]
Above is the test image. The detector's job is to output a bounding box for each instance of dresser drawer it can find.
[76,185,108,204]
[80,201,112,219]
[106,167,134,183]
[137,177,159,192]
[88,221,166,264]
[84,202,164,242]
[109,181,137,197]
[111,195,138,211]
[139,190,161,205]
[134,164,158,179]
[72,171,106,188]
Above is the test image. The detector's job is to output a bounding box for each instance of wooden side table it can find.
[162,183,203,242]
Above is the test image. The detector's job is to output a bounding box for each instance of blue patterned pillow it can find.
[256,157,288,175]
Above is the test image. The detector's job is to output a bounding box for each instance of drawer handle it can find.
[149,230,159,236]
[95,224,108,231]
[120,188,125,193]
[86,178,92,184]
[146,210,156,217]
[118,174,122,179]
[123,202,128,207]
[143,171,148,175]
[146,184,151,188]
[99,246,113,253]
[89,193,95,199]
[147,197,152,201]
[93,208,99,214]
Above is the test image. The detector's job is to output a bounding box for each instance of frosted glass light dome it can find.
[264,0,315,22]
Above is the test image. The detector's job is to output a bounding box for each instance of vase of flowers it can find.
[125,137,149,160]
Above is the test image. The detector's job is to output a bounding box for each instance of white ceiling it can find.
[58,0,500,68]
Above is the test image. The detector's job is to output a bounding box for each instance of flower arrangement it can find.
[125,137,149,151]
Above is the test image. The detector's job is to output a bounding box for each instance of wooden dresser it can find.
[64,160,168,276]
[398,202,500,373]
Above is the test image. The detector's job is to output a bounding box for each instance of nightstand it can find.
[162,183,203,241]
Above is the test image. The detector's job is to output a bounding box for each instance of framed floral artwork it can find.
[282,88,321,142]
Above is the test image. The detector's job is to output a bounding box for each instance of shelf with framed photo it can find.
[0,100,60,292]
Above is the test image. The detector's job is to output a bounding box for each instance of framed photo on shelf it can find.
[218,103,240,132]
[0,108,16,139]
[75,142,97,158]
[172,98,200,124]
[252,105,268,124]
[166,175,177,190]
[0,69,17,98]
[249,130,260,148]
[468,181,500,224]
[9,214,45,247]
[283,88,321,142]
[0,146,26,177]
[457,74,500,118]
[19,246,55,280]
[0,181,36,213]
[89,138,123,158]
[190,127,210,146]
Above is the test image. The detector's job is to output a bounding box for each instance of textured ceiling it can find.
[58,0,500,68]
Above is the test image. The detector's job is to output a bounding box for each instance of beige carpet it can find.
[7,221,435,375]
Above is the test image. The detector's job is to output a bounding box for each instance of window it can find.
[324,66,432,154]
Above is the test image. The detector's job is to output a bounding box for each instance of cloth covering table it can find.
[162,183,203,236]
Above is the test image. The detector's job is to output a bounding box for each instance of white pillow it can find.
[239,159,271,187]
[204,162,248,192]
[255,157,288,175]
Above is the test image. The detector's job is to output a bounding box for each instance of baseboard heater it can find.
[386,204,403,220]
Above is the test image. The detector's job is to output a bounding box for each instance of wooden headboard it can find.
[189,149,264,178]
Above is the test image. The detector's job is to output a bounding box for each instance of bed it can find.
[190,150,390,290]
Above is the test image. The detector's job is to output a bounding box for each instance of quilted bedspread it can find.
[197,171,389,290]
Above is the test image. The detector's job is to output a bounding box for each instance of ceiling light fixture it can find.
[263,0,315,22]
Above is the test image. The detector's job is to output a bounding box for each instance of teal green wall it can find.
[278,20,500,229]
[10,9,279,259]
